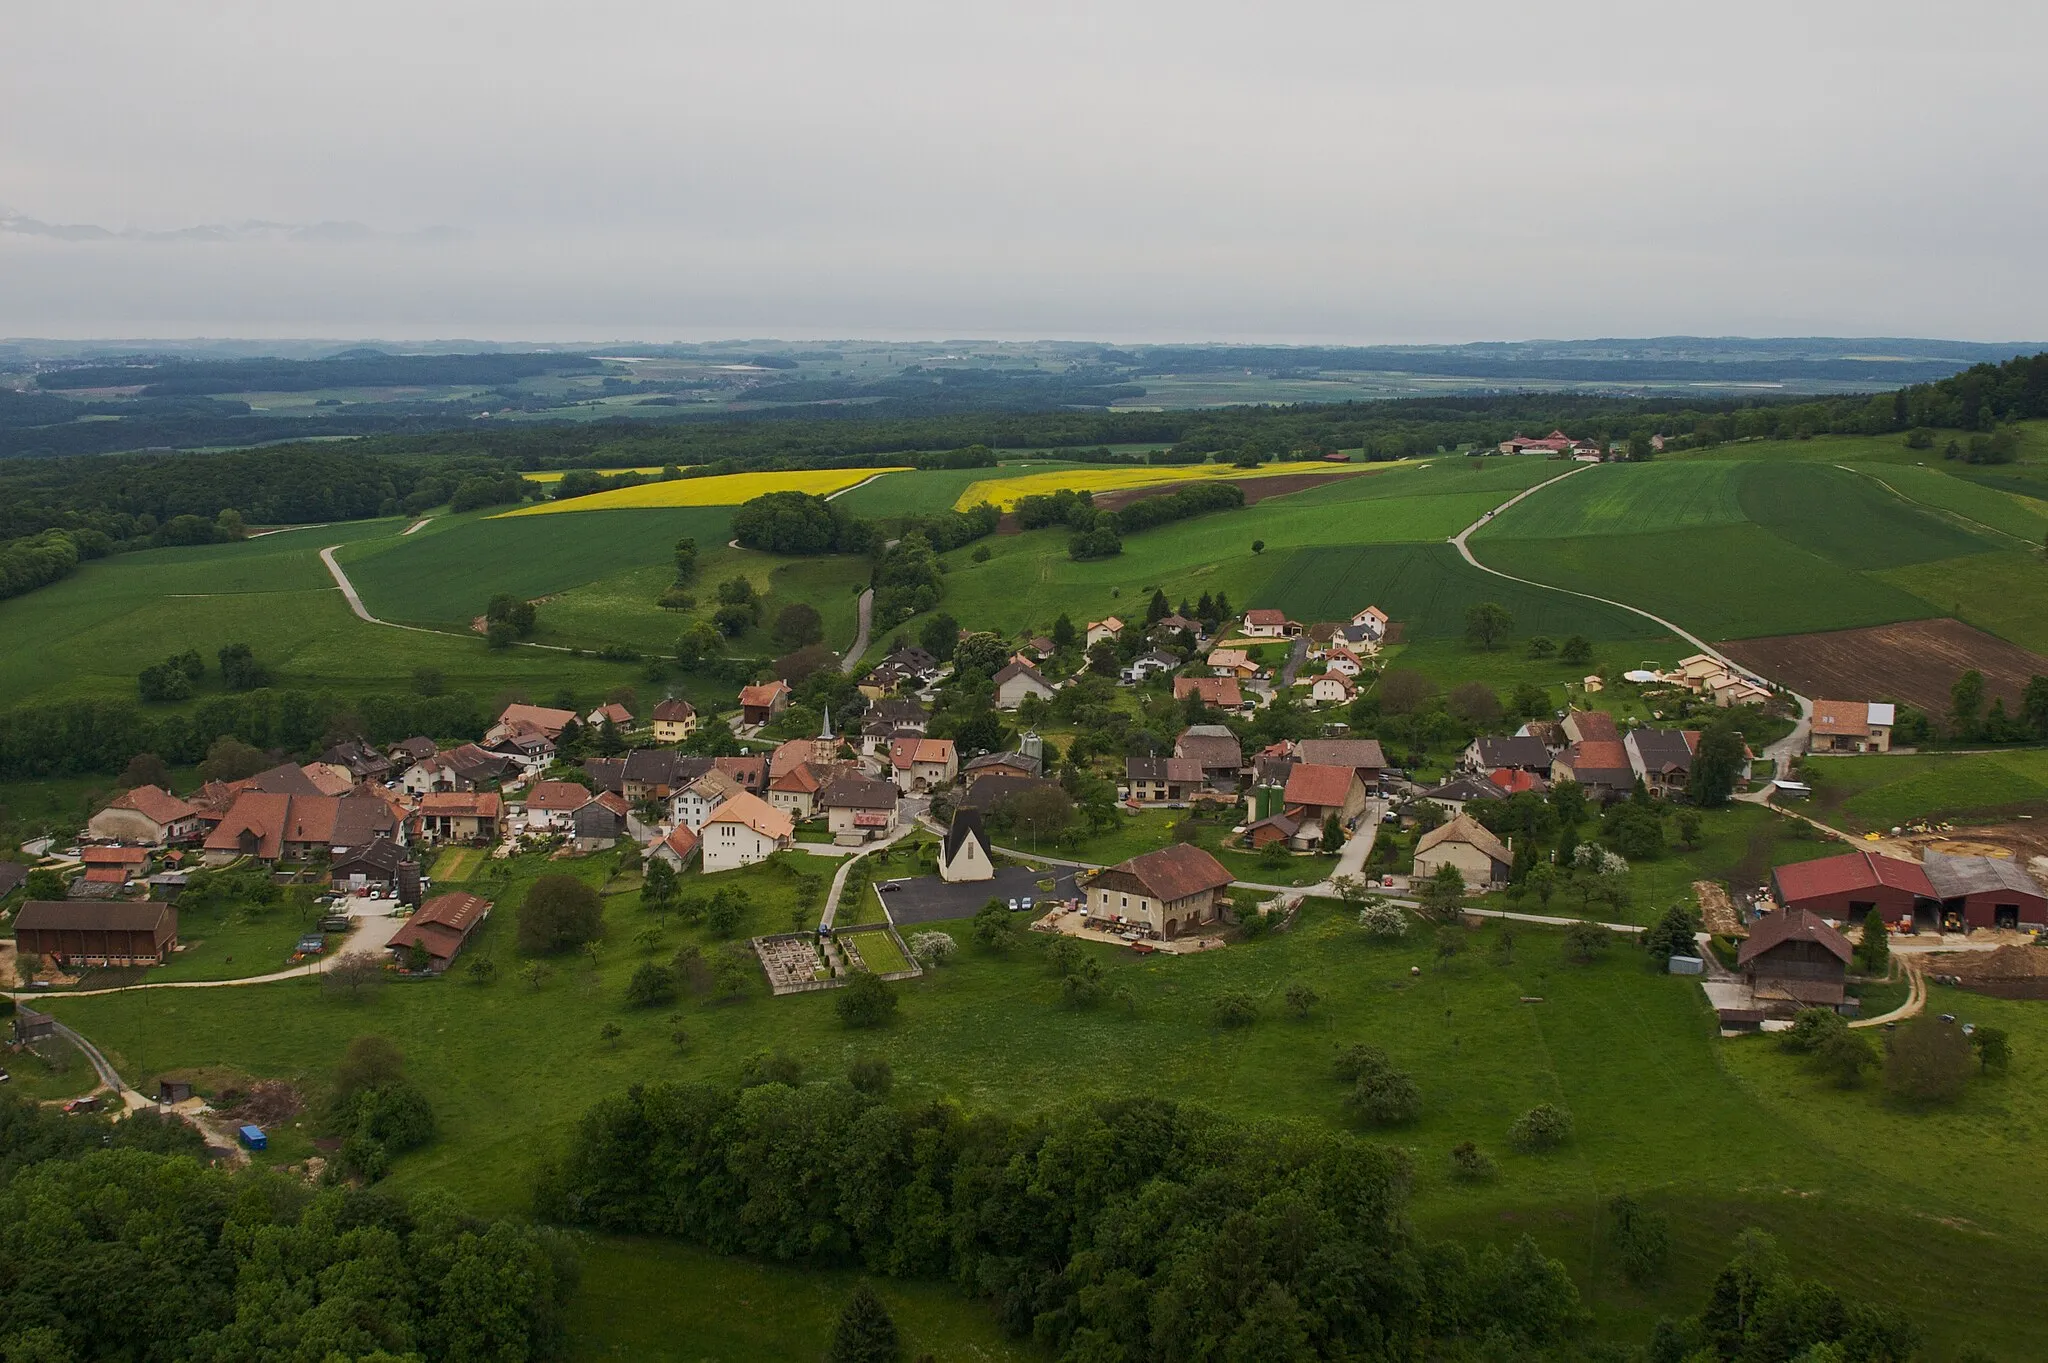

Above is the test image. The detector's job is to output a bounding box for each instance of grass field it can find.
[951,458,1416,512]
[1481,461,1748,539]
[1802,749,2048,830]
[499,468,907,516]
[1736,462,1996,571]
[431,847,481,881]
[1844,462,2048,546]
[41,849,2048,1358]
[1881,549,2048,656]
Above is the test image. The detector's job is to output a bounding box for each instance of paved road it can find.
[1277,636,1309,687]
[818,810,922,928]
[839,588,876,675]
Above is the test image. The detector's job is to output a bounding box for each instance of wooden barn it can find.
[1738,907,1852,1009]
[12,900,179,968]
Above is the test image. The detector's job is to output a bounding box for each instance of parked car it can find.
[1020,897,1035,912]
[1008,898,1020,911]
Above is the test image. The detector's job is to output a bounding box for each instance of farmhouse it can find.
[819,773,900,843]
[13,900,178,967]
[1125,756,1206,804]
[889,736,958,793]
[1086,617,1125,647]
[714,754,769,795]
[1174,675,1244,709]
[1084,844,1234,939]
[992,662,1056,710]
[1240,609,1300,639]
[522,780,594,831]
[1921,850,2048,931]
[622,749,708,801]
[1411,814,1512,891]
[767,763,825,819]
[485,728,555,772]
[1297,738,1387,787]
[1464,735,1552,775]
[400,745,513,795]
[417,791,503,845]
[1738,907,1851,1008]
[1175,725,1245,788]
[203,792,399,865]
[1771,849,1934,928]
[78,845,151,895]
[387,891,492,973]
[700,791,795,872]
[738,680,792,726]
[650,698,698,742]
[490,703,577,743]
[1283,763,1366,832]
[89,786,205,846]
[1809,700,1895,754]
[1551,740,1633,801]
[937,809,995,883]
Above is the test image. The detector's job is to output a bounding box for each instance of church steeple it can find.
[820,704,834,741]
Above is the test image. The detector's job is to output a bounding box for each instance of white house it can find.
[699,791,794,872]
[1309,673,1356,705]
[1241,609,1297,639]
[937,810,995,883]
[993,662,1056,710]
[670,768,743,832]
[819,774,901,844]
[1321,646,1364,677]
[521,780,593,832]
[889,736,958,793]
[1349,606,1389,642]
[1086,617,1125,647]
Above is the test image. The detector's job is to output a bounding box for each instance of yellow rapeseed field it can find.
[523,465,680,484]
[952,461,1377,512]
[498,467,910,515]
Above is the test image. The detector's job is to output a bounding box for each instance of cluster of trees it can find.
[732,490,877,555]
[537,1084,1592,1359]
[485,595,540,647]
[911,443,999,469]
[137,647,207,702]
[1013,481,1246,560]
[517,875,605,955]
[1948,669,2048,742]
[326,1035,438,1182]
[0,1090,577,1363]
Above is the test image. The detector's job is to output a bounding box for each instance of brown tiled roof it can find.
[652,698,696,722]
[82,845,151,865]
[1564,709,1620,742]
[14,900,173,933]
[993,661,1052,690]
[1298,738,1387,770]
[1811,700,1871,736]
[738,680,790,708]
[715,755,767,791]
[771,763,823,794]
[1174,676,1244,707]
[525,781,594,813]
[1283,763,1357,809]
[1174,728,1244,771]
[1100,844,1233,902]
[498,703,577,737]
[107,785,203,825]
[820,774,898,810]
[1738,907,1852,967]
[420,791,502,818]
[1415,813,1511,867]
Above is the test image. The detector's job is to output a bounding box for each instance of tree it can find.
[1377,668,1431,715]
[1508,1102,1573,1151]
[827,1282,902,1363]
[848,1056,894,1096]
[333,1035,405,1103]
[972,899,1020,952]
[1349,1062,1422,1125]
[1559,634,1593,666]
[323,952,386,999]
[1320,813,1345,855]
[518,874,604,954]
[907,930,958,966]
[1816,1027,1876,1088]
[1885,1016,1972,1103]
[1145,588,1170,624]
[1950,669,1986,738]
[771,602,824,650]
[917,612,960,661]
[599,1021,623,1048]
[118,752,173,790]
[1690,722,1748,807]
[216,642,272,691]
[1526,635,1556,659]
[1609,1193,1672,1286]
[1675,808,1703,848]
[521,961,553,990]
[836,970,899,1028]
[1358,900,1408,938]
[2024,674,2048,738]
[1564,919,1614,964]
[626,961,678,1008]
[1415,863,1467,922]
[1284,982,1319,1018]
[1212,991,1258,1027]
[1086,639,1119,677]
[1855,907,1889,975]
[484,595,537,639]
[641,857,678,915]
[1447,680,1503,725]
[1641,904,1698,963]
[1464,601,1514,649]
[1550,779,1587,827]
[1051,613,1077,649]
[1251,539,1266,555]
[1972,1025,2011,1074]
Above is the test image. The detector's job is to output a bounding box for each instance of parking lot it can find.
[872,866,1080,926]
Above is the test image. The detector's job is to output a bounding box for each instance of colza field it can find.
[951,458,1413,510]
[498,466,907,514]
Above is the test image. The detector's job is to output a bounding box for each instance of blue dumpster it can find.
[238,1125,267,1151]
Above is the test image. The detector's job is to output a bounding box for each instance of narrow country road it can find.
[321,543,573,652]
[818,814,921,928]
[839,588,876,675]
[1277,636,1309,687]
[17,902,410,1000]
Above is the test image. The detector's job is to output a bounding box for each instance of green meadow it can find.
[1802,749,2048,830]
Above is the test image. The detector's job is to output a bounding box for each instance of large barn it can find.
[1920,851,2048,931]
[1738,907,1852,1009]
[1770,850,1934,928]
[13,900,179,968]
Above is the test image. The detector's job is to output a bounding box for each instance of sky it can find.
[3,0,2045,344]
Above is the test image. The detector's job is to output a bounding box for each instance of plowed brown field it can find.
[1719,618,2048,713]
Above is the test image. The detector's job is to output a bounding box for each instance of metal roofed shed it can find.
[238,1125,268,1151]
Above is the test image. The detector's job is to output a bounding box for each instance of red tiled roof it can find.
[498,703,577,738]
[652,698,696,722]
[1566,709,1620,742]
[106,785,202,826]
[1103,843,1233,902]
[1488,767,1540,795]
[83,865,131,883]
[1811,700,1871,736]
[1283,763,1357,809]
[661,825,699,860]
[1174,676,1243,707]
[1564,739,1630,776]
[525,780,593,813]
[82,845,151,865]
[420,791,502,818]
[1245,609,1289,626]
[771,763,823,794]
[1773,850,1934,903]
[738,680,790,708]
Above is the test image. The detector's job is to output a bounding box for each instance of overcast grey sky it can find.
[3,0,2044,343]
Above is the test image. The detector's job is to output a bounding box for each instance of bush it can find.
[1212,991,1258,1027]
[1608,1192,1671,1286]
[1508,1102,1573,1152]
[626,961,678,1008]
[1563,919,1614,964]
[1449,1141,1498,1182]
[1349,1066,1422,1126]
[848,1057,893,1096]
[1358,901,1408,938]
[907,930,958,967]
[1779,1007,1848,1054]
[836,970,899,1028]
[1816,1026,1876,1088]
[518,874,604,954]
[1284,982,1319,1018]
[1884,1016,1972,1103]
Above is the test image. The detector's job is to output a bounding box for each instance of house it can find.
[1920,850,2048,931]
[1025,634,1058,658]
[1241,609,1299,639]
[1497,429,1577,456]
[1672,654,1728,688]
[1283,763,1367,833]
[1125,756,1206,804]
[1738,908,1852,1008]
[880,646,942,683]
[387,891,492,973]
[490,703,577,743]
[485,728,555,772]
[1308,673,1356,705]
[400,745,513,795]
[738,680,792,726]
[203,792,399,865]
[1243,810,1306,851]
[1174,675,1245,710]
[648,824,700,873]
[1771,850,1935,928]
[819,774,900,844]
[582,757,626,796]
[572,793,630,850]
[1561,709,1620,744]
[714,754,769,795]
[332,835,411,893]
[1083,844,1233,940]
[585,702,634,731]
[1625,728,1700,799]
[1464,735,1553,775]
[1809,700,1895,754]
[700,791,796,871]
[993,662,1056,710]
[671,768,744,831]
[768,762,826,819]
[300,762,358,797]
[1123,650,1181,684]
[1205,648,1259,679]
[417,791,502,844]
[390,736,439,767]
[889,736,958,793]
[1298,738,1387,787]
[1411,814,1513,891]
[1348,606,1390,643]
[1487,767,1545,797]
[1551,740,1634,801]
[89,786,206,846]
[523,780,594,830]
[964,750,1043,783]
[13,900,178,967]
[1320,646,1365,678]
[869,698,929,732]
[623,749,708,802]
[937,809,995,883]
[77,845,152,896]
[321,738,395,784]
[1416,775,1504,818]
[1155,614,1202,640]
[1085,617,1125,647]
[955,774,1061,815]
[1711,676,1774,708]
[1175,725,1245,788]
[650,698,699,743]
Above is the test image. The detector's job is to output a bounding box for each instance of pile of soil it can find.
[1936,945,2048,982]
[1695,880,1744,937]
[217,1080,305,1126]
